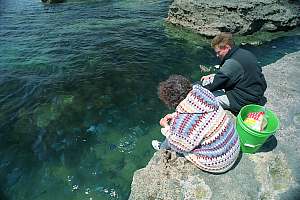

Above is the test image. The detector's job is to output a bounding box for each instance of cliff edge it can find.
[129,51,300,200]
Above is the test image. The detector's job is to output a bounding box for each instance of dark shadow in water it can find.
[243,34,300,67]
[0,188,9,200]
[257,135,277,153]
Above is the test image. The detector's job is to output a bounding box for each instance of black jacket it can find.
[204,47,267,113]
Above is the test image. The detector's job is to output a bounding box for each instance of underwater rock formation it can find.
[166,0,300,37]
[129,51,300,199]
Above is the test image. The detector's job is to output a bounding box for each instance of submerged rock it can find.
[34,104,61,128]
[34,95,74,128]
[129,51,300,199]
[166,0,300,37]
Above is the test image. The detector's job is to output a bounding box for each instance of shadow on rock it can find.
[257,135,278,153]
[210,150,243,175]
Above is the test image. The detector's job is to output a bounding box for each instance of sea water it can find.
[0,0,299,199]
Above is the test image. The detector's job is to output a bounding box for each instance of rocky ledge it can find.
[166,0,300,37]
[129,51,300,199]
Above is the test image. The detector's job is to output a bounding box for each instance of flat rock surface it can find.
[129,51,300,200]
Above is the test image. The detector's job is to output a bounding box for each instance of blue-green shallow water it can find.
[0,0,299,199]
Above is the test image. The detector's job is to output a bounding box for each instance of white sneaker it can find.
[152,140,161,150]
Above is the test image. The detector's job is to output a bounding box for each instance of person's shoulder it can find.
[192,84,217,100]
[192,83,212,92]
[222,59,243,69]
[221,59,243,77]
[236,47,256,58]
[192,84,205,93]
[192,83,202,89]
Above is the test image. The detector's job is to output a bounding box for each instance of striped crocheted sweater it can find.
[161,84,240,173]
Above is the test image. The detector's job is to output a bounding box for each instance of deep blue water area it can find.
[0,0,299,199]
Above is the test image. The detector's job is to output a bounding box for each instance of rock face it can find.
[166,0,300,37]
[41,0,64,4]
[129,51,300,199]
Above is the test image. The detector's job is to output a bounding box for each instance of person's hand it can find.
[199,65,210,73]
[159,118,168,127]
[200,74,213,81]
[201,74,215,86]
[159,113,174,127]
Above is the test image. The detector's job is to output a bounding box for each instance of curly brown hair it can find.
[158,75,192,109]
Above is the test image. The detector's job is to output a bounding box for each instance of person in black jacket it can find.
[201,32,267,114]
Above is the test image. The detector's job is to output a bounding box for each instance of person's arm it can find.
[161,117,206,153]
[200,74,215,86]
[159,112,176,128]
[201,74,215,81]
[203,59,243,92]
[203,71,230,92]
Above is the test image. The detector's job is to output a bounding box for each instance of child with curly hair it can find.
[153,75,240,173]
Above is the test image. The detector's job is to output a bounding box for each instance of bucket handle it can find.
[243,143,262,148]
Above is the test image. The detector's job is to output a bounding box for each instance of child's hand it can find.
[159,117,169,127]
[159,113,175,127]
[159,118,167,127]
[200,74,214,81]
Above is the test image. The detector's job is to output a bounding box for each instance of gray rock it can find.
[129,51,300,199]
[166,0,300,37]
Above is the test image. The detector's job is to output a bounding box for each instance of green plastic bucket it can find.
[236,104,280,154]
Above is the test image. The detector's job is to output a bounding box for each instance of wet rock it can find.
[166,0,300,37]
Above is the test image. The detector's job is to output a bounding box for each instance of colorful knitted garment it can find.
[161,84,240,173]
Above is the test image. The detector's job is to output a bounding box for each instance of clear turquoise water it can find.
[0,0,299,199]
